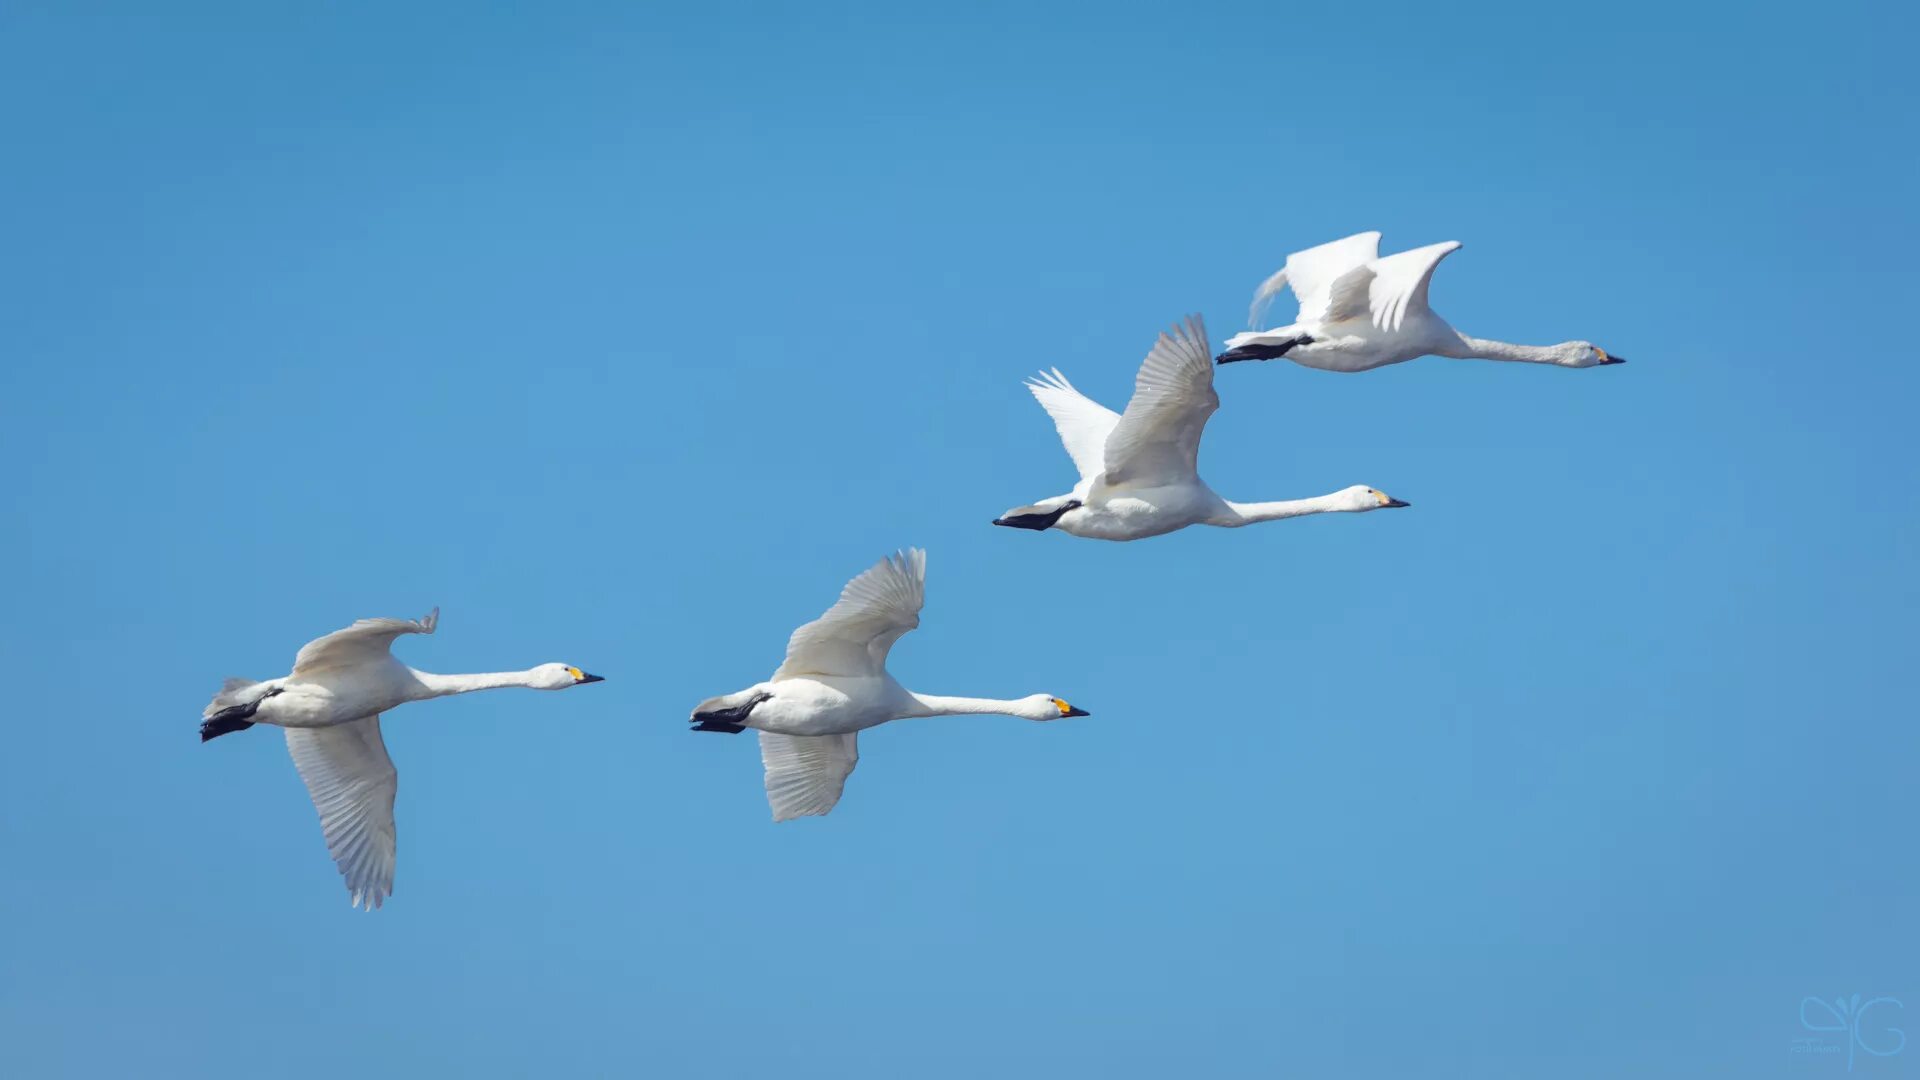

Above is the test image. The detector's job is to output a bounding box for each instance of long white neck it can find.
[411,670,546,699]
[1437,333,1567,365]
[904,693,1034,719]
[1215,493,1345,526]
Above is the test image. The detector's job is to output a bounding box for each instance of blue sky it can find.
[3,2,1916,1076]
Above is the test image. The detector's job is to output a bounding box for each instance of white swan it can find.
[690,549,1087,822]
[1215,232,1627,371]
[994,313,1410,541]
[200,608,604,909]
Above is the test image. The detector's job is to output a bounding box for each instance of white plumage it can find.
[200,609,604,909]
[285,718,398,911]
[691,550,1089,822]
[1220,232,1627,372]
[996,314,1411,541]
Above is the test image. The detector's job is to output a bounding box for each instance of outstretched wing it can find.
[293,608,439,677]
[759,732,859,822]
[1366,241,1461,332]
[1024,369,1120,483]
[1249,231,1381,327]
[1100,315,1218,489]
[286,716,398,910]
[775,550,926,679]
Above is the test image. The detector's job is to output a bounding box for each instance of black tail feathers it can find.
[200,687,280,742]
[1216,334,1314,364]
[200,704,259,742]
[992,500,1082,532]
[689,691,771,735]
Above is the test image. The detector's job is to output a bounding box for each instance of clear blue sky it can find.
[3,2,1916,1077]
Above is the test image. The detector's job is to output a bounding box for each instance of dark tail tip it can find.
[688,690,768,734]
[200,700,263,742]
[1217,340,1305,365]
[200,715,257,742]
[992,500,1081,532]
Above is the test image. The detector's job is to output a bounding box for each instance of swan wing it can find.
[1101,315,1217,489]
[759,732,860,822]
[286,716,398,910]
[293,608,439,677]
[1250,231,1381,327]
[775,549,926,679]
[1367,240,1462,333]
[1024,368,1119,483]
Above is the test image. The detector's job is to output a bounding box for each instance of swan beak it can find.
[1062,706,1090,718]
[576,672,606,684]
[1383,498,1411,508]
[1597,351,1627,366]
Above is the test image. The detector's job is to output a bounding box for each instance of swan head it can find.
[530,663,606,690]
[1019,694,1090,721]
[1561,342,1627,368]
[1336,485,1411,512]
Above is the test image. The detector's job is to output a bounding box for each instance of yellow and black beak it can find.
[567,667,606,685]
[1053,698,1090,718]
[1383,497,1411,508]
[1596,349,1627,366]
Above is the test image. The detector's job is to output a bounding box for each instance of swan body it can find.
[1216,232,1626,372]
[995,314,1410,542]
[690,549,1087,821]
[200,608,604,909]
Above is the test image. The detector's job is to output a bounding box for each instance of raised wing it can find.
[775,549,926,680]
[1100,315,1217,489]
[1249,231,1381,327]
[286,717,398,910]
[1024,369,1120,483]
[293,608,439,678]
[1367,240,1461,332]
[759,732,859,822]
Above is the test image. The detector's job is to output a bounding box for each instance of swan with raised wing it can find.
[200,608,604,909]
[1216,232,1627,371]
[690,549,1087,822]
[995,313,1410,541]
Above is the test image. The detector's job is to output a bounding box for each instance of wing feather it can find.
[1250,231,1381,327]
[286,717,398,910]
[292,609,439,677]
[1024,369,1120,483]
[759,732,859,822]
[1100,315,1217,489]
[775,550,926,679]
[1366,241,1462,332]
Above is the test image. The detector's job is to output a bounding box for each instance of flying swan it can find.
[690,549,1088,822]
[200,608,604,909]
[994,313,1411,541]
[1215,232,1627,371]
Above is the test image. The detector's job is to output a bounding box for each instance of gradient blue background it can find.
[4,2,1916,1076]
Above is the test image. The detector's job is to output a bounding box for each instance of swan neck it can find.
[1221,494,1340,525]
[413,670,541,698]
[905,693,1028,719]
[1444,334,1562,364]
